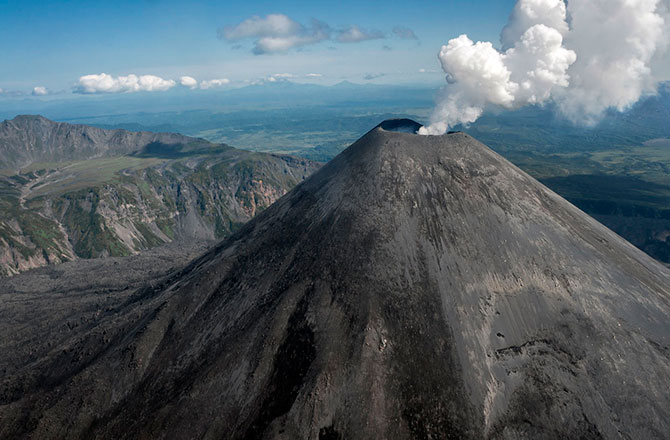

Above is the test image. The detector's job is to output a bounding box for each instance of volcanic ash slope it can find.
[1,120,670,439]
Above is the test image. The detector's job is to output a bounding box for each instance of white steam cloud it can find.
[75,73,176,94]
[500,0,569,49]
[557,0,669,123]
[420,0,670,135]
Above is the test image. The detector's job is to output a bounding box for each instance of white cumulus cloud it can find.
[219,14,406,54]
[199,78,230,89]
[264,73,296,83]
[221,14,301,40]
[421,0,670,135]
[74,73,176,94]
[220,14,330,54]
[32,86,48,96]
[180,76,198,89]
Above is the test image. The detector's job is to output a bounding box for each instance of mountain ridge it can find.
[0,114,215,171]
[0,115,320,276]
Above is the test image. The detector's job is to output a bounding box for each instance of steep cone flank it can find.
[2,121,670,439]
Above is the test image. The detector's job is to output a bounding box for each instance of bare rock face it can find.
[2,121,670,439]
[0,115,192,171]
[0,115,320,276]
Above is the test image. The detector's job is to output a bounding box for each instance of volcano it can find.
[2,120,670,439]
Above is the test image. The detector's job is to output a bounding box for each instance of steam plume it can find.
[420,0,670,135]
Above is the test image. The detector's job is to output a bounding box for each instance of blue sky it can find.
[0,0,516,95]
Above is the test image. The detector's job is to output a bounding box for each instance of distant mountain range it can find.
[0,115,320,276]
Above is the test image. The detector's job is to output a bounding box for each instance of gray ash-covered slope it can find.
[2,121,670,439]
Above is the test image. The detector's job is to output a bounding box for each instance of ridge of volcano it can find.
[1,120,669,439]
